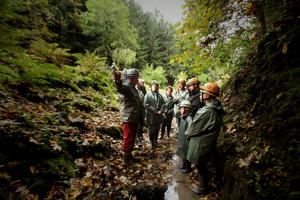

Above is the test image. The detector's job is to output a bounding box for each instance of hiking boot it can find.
[123,152,136,164]
[180,167,192,174]
[178,164,186,170]
[180,160,192,174]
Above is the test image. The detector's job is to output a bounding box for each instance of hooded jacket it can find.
[185,99,224,164]
[176,114,193,159]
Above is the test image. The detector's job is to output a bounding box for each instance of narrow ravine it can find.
[160,124,221,200]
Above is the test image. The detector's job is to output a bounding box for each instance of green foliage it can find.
[29,39,71,66]
[126,0,176,72]
[80,0,138,56]
[172,0,256,85]
[74,51,106,75]
[172,71,188,88]
[112,46,137,68]
[141,64,167,87]
[0,64,20,89]
[72,51,115,96]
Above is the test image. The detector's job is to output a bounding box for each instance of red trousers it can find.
[122,122,137,152]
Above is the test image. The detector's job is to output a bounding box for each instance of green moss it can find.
[41,156,75,178]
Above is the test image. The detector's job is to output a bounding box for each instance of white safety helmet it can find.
[179,100,192,108]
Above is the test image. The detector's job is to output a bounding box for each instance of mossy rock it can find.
[97,126,122,139]
[40,156,75,179]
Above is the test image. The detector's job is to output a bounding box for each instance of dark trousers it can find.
[161,116,172,138]
[137,124,143,140]
[148,123,161,148]
[195,152,214,189]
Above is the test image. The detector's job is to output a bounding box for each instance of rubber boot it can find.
[178,159,186,170]
[191,173,207,195]
[180,160,192,174]
[123,152,131,165]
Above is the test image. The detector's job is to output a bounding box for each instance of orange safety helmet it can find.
[186,78,199,86]
[200,82,220,97]
[179,79,186,86]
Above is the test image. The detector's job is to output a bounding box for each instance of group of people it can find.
[112,68,225,195]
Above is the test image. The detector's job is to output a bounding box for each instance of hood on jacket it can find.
[206,99,225,115]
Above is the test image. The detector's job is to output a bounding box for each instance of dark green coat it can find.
[115,80,144,125]
[144,91,165,125]
[186,99,224,164]
[162,94,175,120]
[176,114,192,159]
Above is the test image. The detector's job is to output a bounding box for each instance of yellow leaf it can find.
[282,43,288,54]
[30,166,39,174]
[29,138,39,144]
[121,190,129,198]
[71,189,81,198]
[119,175,129,184]
[264,145,270,153]
[236,158,250,168]
[80,177,93,187]
[50,140,62,151]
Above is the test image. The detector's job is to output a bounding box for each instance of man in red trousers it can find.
[112,68,144,164]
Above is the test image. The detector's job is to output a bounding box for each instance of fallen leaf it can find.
[118,175,129,184]
[282,43,288,54]
[236,158,250,168]
[50,140,62,151]
[70,189,81,199]
[121,190,129,198]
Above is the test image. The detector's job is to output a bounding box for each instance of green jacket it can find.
[115,80,144,125]
[176,114,192,159]
[162,94,175,120]
[144,91,165,125]
[186,99,224,164]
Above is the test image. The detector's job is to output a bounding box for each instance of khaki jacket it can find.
[115,80,144,125]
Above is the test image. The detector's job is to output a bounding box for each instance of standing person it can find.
[112,68,144,164]
[144,80,165,149]
[176,100,193,174]
[136,79,146,101]
[186,78,204,118]
[185,83,225,195]
[173,80,189,136]
[136,79,146,141]
[160,86,175,139]
[136,78,147,95]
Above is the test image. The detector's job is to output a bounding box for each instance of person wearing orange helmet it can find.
[185,82,225,195]
[186,77,205,118]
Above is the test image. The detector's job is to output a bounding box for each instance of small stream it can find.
[164,155,200,200]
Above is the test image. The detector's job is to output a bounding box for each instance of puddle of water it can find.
[164,155,200,200]
[164,181,179,200]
